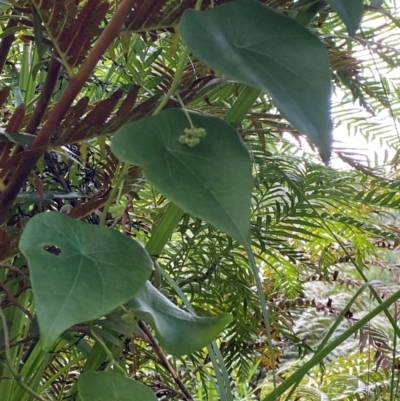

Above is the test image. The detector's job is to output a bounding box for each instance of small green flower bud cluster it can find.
[121,310,135,323]
[179,127,207,147]
[109,198,128,218]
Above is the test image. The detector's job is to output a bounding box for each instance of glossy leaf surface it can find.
[78,371,157,401]
[19,212,153,349]
[129,281,232,356]
[325,0,364,36]
[111,109,253,247]
[180,0,332,161]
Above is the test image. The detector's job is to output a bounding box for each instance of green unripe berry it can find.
[184,127,207,138]
[186,137,200,147]
[179,135,188,144]
[109,198,128,218]
[180,126,207,147]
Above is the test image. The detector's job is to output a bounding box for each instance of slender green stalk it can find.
[89,326,126,375]
[0,285,33,400]
[0,306,46,401]
[211,344,234,401]
[153,0,202,116]
[246,248,277,399]
[208,346,230,401]
[19,44,30,100]
[160,268,233,401]
[224,86,260,127]
[145,203,184,256]
[389,299,398,401]
[177,93,196,128]
[13,338,70,401]
[152,47,189,116]
[81,341,108,373]
[24,47,38,111]
[99,162,129,226]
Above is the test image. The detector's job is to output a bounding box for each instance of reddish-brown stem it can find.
[138,321,194,401]
[0,0,135,225]
[0,281,33,320]
[25,57,62,134]
[0,264,30,282]
[0,16,18,73]
[2,59,63,180]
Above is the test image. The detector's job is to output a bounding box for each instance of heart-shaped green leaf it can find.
[111,109,253,247]
[19,212,153,349]
[180,0,332,162]
[78,371,157,401]
[129,281,232,356]
[325,0,364,36]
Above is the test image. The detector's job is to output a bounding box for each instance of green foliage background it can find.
[0,1,400,400]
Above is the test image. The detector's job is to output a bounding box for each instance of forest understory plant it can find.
[1,1,400,401]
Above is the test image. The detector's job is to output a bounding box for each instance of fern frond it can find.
[62,0,109,67]
[32,0,109,70]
